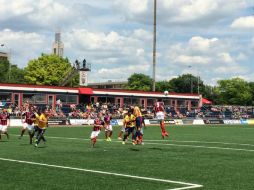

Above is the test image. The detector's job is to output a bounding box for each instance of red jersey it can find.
[0,112,10,125]
[154,102,164,112]
[23,111,36,125]
[93,118,104,131]
[104,115,111,125]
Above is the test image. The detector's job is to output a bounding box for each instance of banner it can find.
[182,119,194,124]
[204,119,224,124]
[247,119,254,125]
[193,119,205,125]
[69,119,94,125]
[174,119,183,125]
[48,118,66,125]
[223,120,241,124]
[164,119,175,124]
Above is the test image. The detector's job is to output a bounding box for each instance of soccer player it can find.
[104,111,113,141]
[34,109,48,147]
[33,108,40,140]
[122,110,136,145]
[90,113,104,147]
[20,106,36,144]
[133,105,143,144]
[0,108,10,140]
[154,99,169,139]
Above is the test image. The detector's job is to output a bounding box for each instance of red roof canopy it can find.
[79,88,93,95]
[202,98,212,104]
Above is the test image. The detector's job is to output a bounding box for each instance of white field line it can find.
[0,157,202,190]
[143,139,254,147]
[12,134,254,152]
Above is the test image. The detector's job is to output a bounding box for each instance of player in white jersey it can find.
[154,99,169,139]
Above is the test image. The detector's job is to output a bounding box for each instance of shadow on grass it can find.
[148,147,163,151]
[129,148,141,151]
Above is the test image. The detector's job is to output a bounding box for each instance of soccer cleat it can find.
[118,137,122,140]
[108,137,112,141]
[132,140,137,146]
[34,143,38,147]
[122,141,125,145]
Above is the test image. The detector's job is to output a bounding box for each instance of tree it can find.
[249,82,254,105]
[9,65,26,84]
[217,78,252,105]
[24,54,78,86]
[0,59,10,82]
[126,73,152,91]
[155,80,173,92]
[169,74,204,94]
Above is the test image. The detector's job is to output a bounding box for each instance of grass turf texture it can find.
[0,125,254,190]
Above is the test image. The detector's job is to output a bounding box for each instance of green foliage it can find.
[126,73,152,91]
[24,54,78,86]
[169,74,204,94]
[0,60,25,84]
[155,80,173,92]
[217,78,252,105]
[9,65,26,84]
[0,59,10,82]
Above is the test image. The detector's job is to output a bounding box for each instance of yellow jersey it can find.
[133,106,142,117]
[34,113,40,125]
[38,113,48,129]
[124,114,136,128]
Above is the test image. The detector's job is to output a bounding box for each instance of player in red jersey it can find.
[0,108,10,140]
[19,106,36,144]
[90,113,104,147]
[104,111,113,141]
[154,99,169,139]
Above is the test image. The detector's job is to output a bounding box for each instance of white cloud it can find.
[0,29,47,67]
[217,53,234,63]
[114,0,247,26]
[174,55,211,65]
[231,16,254,29]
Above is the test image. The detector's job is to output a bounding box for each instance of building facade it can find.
[52,32,64,57]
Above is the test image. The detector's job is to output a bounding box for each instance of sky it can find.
[0,0,254,85]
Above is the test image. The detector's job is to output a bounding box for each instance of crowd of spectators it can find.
[2,101,254,120]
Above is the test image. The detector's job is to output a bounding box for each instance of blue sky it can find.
[0,0,254,85]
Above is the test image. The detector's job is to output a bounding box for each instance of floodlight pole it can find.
[152,0,157,92]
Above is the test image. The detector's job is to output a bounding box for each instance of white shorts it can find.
[156,111,165,120]
[90,131,100,139]
[105,124,113,132]
[1,125,8,132]
[22,123,28,129]
[22,123,34,130]
[26,124,34,132]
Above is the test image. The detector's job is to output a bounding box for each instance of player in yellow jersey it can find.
[34,109,48,147]
[122,110,136,145]
[133,105,143,145]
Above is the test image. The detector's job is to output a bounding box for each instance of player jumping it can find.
[154,99,169,139]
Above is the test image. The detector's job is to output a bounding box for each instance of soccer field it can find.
[1,125,254,190]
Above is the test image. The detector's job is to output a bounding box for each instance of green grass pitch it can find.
[0,125,254,190]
